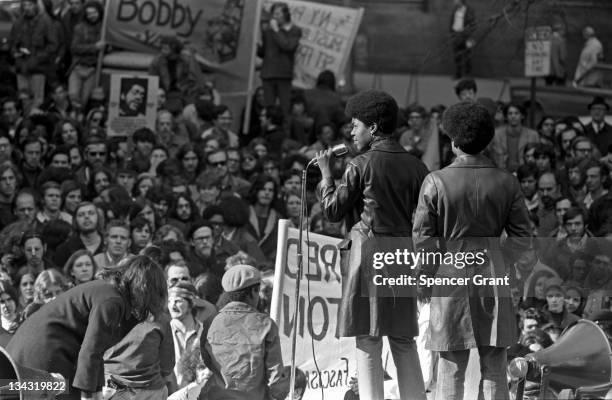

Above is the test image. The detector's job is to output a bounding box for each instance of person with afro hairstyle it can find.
[413,101,532,400]
[315,90,429,400]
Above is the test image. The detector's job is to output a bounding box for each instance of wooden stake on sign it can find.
[94,0,111,88]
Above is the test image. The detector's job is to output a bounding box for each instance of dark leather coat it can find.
[318,137,428,337]
[412,154,532,351]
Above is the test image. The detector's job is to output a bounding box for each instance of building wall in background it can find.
[329,0,612,79]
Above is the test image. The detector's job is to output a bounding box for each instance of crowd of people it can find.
[0,0,610,399]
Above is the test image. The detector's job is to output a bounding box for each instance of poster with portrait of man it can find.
[108,74,158,137]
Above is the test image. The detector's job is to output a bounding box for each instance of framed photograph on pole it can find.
[107,74,159,137]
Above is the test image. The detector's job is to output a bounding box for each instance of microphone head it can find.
[331,143,348,157]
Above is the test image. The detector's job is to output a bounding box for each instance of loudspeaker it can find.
[0,346,67,400]
[509,320,612,399]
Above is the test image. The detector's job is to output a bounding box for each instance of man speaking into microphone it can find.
[315,90,429,400]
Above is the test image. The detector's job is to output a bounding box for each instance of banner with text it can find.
[271,220,354,399]
[106,0,261,130]
[263,0,363,88]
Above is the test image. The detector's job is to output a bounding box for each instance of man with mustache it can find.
[54,201,104,266]
[119,78,147,117]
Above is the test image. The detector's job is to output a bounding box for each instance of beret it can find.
[222,264,261,292]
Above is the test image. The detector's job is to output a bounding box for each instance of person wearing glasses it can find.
[189,221,224,278]
[203,149,251,199]
[571,135,598,164]
[75,136,108,188]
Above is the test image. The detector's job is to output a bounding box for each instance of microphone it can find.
[307,143,349,168]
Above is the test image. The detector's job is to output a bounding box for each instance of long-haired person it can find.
[21,268,70,319]
[6,255,168,400]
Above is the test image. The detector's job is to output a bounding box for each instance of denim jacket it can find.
[200,301,289,400]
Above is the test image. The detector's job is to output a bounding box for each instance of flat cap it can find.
[222,264,261,292]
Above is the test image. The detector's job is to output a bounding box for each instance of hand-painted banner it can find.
[105,0,261,131]
[271,220,354,400]
[262,0,363,88]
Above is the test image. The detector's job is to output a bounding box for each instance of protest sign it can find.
[262,0,363,88]
[524,26,552,77]
[105,0,261,132]
[271,220,354,399]
[107,74,158,137]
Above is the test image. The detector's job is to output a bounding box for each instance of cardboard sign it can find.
[107,74,158,137]
[525,26,552,77]
[271,220,355,399]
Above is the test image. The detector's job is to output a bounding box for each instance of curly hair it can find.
[441,101,494,155]
[345,90,398,134]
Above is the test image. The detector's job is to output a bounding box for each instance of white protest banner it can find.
[271,220,354,399]
[524,26,552,77]
[107,74,158,137]
[262,0,364,88]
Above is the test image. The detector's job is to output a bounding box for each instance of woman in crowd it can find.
[133,174,155,201]
[246,174,280,263]
[63,249,97,286]
[14,266,37,311]
[537,116,556,149]
[284,192,301,228]
[22,268,70,319]
[0,279,20,338]
[177,144,202,186]
[129,199,158,233]
[61,180,84,215]
[130,216,153,255]
[89,167,113,201]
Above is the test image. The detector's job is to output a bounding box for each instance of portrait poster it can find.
[107,74,158,137]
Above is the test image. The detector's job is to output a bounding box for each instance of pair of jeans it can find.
[68,64,96,109]
[355,335,426,400]
[17,73,45,108]
[435,346,509,400]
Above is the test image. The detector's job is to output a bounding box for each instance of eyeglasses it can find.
[193,236,212,242]
[209,161,226,167]
[89,151,106,157]
[169,277,190,285]
[575,147,592,153]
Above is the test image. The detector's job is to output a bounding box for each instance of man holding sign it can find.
[259,3,302,116]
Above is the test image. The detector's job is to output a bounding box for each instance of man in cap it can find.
[200,264,289,400]
[584,96,612,155]
[168,281,205,389]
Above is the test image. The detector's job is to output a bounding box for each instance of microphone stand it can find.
[288,167,309,400]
